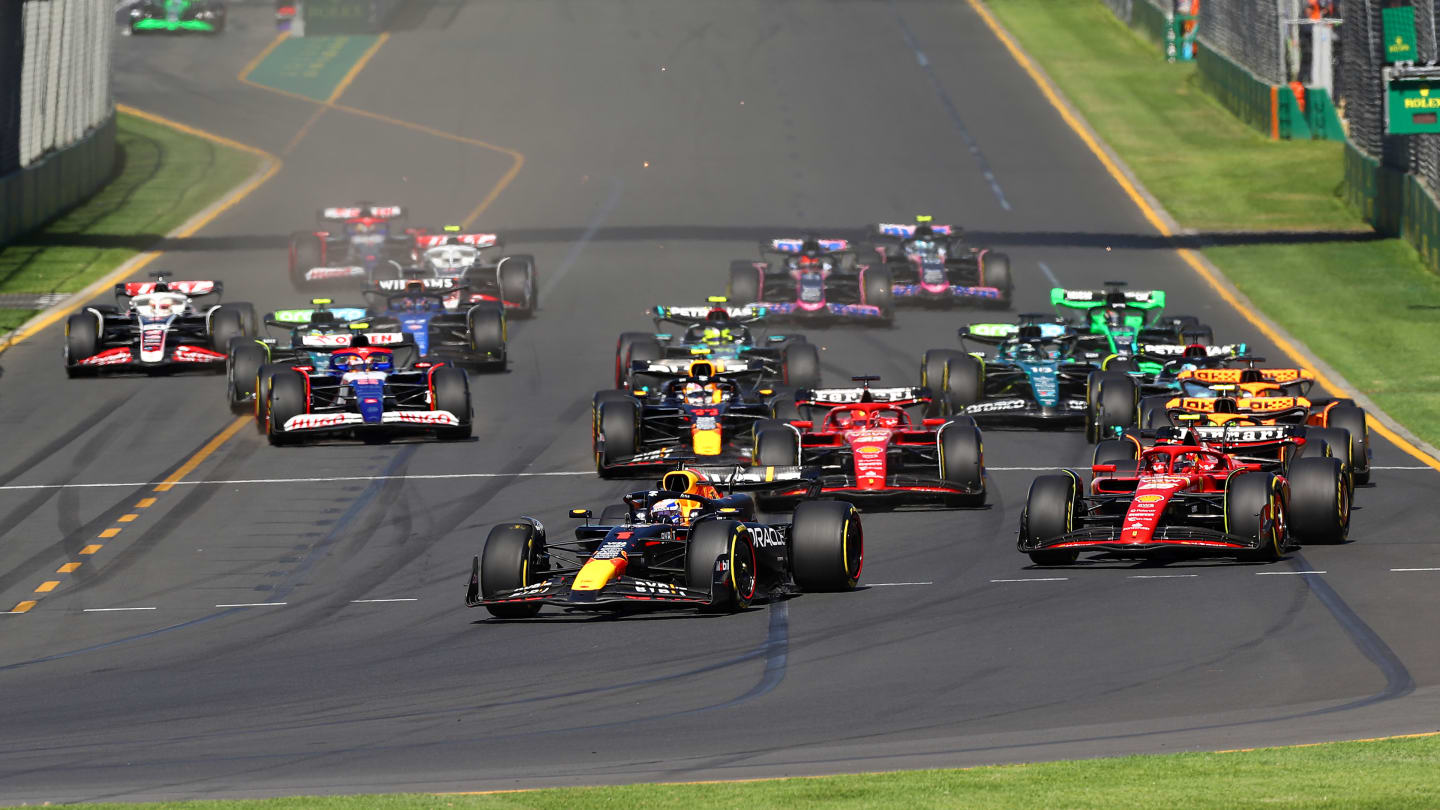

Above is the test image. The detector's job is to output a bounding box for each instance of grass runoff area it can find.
[986,0,1440,450]
[0,111,259,334]
[42,734,1440,808]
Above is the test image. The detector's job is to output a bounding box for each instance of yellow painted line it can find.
[966,0,1440,472]
[9,601,36,614]
[57,562,81,573]
[79,545,102,555]
[118,513,138,523]
[237,31,289,83]
[136,498,157,509]
[1217,730,1440,753]
[34,581,59,593]
[153,416,249,492]
[328,32,389,104]
[98,528,121,539]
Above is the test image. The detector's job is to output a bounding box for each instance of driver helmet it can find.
[1172,453,1200,474]
[837,409,868,429]
[1104,306,1126,329]
[874,411,901,429]
[1182,344,1209,360]
[331,353,367,371]
[152,297,175,315]
[1145,454,1170,474]
[914,223,935,239]
[651,497,698,526]
[683,382,707,405]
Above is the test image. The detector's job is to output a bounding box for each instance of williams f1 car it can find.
[466,468,862,617]
[361,281,507,370]
[865,218,1012,308]
[727,237,894,325]
[64,274,255,378]
[287,203,415,287]
[614,298,820,389]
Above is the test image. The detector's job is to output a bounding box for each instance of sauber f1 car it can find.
[466,468,862,617]
[406,227,538,317]
[1018,434,1350,566]
[727,237,894,325]
[865,217,1013,308]
[126,0,226,33]
[64,273,255,378]
[614,298,820,389]
[262,343,472,445]
[1053,282,1215,354]
[361,281,507,369]
[288,204,415,287]
[754,378,986,508]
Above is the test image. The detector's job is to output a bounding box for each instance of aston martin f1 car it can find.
[361,281,507,369]
[865,218,1012,308]
[753,379,986,508]
[592,364,781,477]
[614,298,820,389]
[125,0,226,33]
[466,468,862,617]
[1018,435,1350,566]
[288,204,415,287]
[726,237,894,325]
[405,227,538,317]
[64,274,255,378]
[261,343,472,445]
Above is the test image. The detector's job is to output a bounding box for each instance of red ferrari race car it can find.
[751,377,985,508]
[1017,434,1350,566]
[64,273,255,377]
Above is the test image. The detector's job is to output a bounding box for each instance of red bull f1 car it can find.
[64,274,255,378]
[726,237,894,325]
[865,218,1013,308]
[466,468,862,617]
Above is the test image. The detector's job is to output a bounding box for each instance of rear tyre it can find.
[227,302,258,335]
[781,342,821,389]
[686,520,755,612]
[498,255,536,314]
[595,399,640,476]
[227,339,267,413]
[768,387,803,422]
[791,500,863,591]
[1225,472,1285,562]
[614,331,656,388]
[753,426,800,466]
[1326,405,1370,485]
[64,312,99,376]
[1139,395,1174,430]
[728,261,762,305]
[479,523,546,618]
[939,417,985,506]
[1093,438,1141,468]
[1288,456,1349,544]
[209,307,246,351]
[861,266,894,324]
[1022,474,1080,565]
[289,232,324,287]
[980,251,1013,307]
[1302,426,1353,495]
[465,303,507,369]
[266,371,308,446]
[921,349,982,414]
[432,366,473,440]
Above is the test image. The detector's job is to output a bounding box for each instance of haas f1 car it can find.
[615,299,820,389]
[466,468,862,617]
[754,379,986,508]
[65,274,255,378]
[727,237,894,325]
[866,218,1013,308]
[288,204,415,288]
[408,228,538,317]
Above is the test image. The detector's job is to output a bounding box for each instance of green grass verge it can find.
[985,0,1440,449]
[0,111,261,334]
[50,734,1440,809]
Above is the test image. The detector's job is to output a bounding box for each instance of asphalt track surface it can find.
[2,1,1439,803]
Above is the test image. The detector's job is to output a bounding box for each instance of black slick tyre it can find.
[64,312,99,376]
[861,266,894,324]
[266,371,308,446]
[781,342,821,389]
[1089,374,1137,443]
[465,303,506,369]
[289,232,324,288]
[921,349,982,414]
[753,425,799,466]
[227,339,267,413]
[1139,395,1174,430]
[431,366,473,440]
[498,256,536,314]
[791,500,862,591]
[939,417,985,506]
[594,398,639,476]
[1287,456,1349,544]
[209,306,246,351]
[980,251,1013,307]
[1092,437,1140,468]
[1326,405,1370,485]
[1302,426,1353,495]
[479,523,546,618]
[686,520,756,612]
[728,260,762,305]
[1225,471,1285,562]
[614,331,655,388]
[1023,474,1080,565]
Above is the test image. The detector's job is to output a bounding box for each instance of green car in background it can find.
[126,0,226,34]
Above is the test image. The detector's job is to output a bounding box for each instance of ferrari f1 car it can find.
[361,281,507,369]
[261,343,472,445]
[64,273,255,378]
[125,0,225,33]
[753,378,986,508]
[288,203,416,287]
[406,227,538,317]
[727,237,894,325]
[614,298,820,389]
[466,467,862,617]
[865,218,1013,308]
[1018,433,1350,566]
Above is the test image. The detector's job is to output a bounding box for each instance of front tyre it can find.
[431,366,473,440]
[1225,471,1286,562]
[266,371,308,446]
[686,520,756,612]
[939,417,985,506]
[1022,474,1081,565]
[479,523,547,618]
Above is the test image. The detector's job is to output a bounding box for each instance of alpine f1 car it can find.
[64,274,255,378]
[406,227,538,317]
[753,379,986,508]
[865,217,1013,308]
[614,298,820,389]
[466,468,862,617]
[360,281,507,370]
[727,237,894,325]
[125,0,225,33]
[262,343,472,445]
[288,204,415,288]
[1018,434,1350,566]
[593,363,783,477]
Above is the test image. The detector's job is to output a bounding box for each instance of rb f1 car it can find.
[727,237,894,325]
[126,0,226,33]
[466,468,862,617]
[866,217,1012,308]
[288,203,415,287]
[615,298,820,389]
[65,274,255,378]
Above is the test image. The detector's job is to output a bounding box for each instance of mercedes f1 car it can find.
[406,227,538,317]
[262,343,472,445]
[288,204,415,287]
[614,298,820,389]
[64,274,255,378]
[1018,432,1350,566]
[753,379,986,508]
[466,468,862,617]
[361,281,507,370]
[865,218,1012,308]
[125,0,226,33]
[727,237,893,325]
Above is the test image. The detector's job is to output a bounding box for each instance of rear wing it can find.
[1166,395,1311,414]
[1177,366,1311,384]
[650,304,767,324]
[795,386,931,406]
[372,278,462,292]
[1138,343,1246,359]
[686,464,818,492]
[266,307,367,326]
[414,232,500,250]
[872,222,956,238]
[1154,424,1304,445]
[116,280,220,298]
[762,238,852,256]
[960,321,1070,345]
[1051,287,1165,310]
[319,205,404,221]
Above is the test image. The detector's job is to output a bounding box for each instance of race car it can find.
[1018,435,1351,566]
[753,378,985,508]
[64,273,255,378]
[466,467,862,617]
[726,237,894,325]
[261,343,472,445]
[361,280,507,370]
[592,363,782,477]
[865,217,1013,308]
[225,299,416,413]
[125,0,226,33]
[288,204,415,288]
[615,298,820,389]
[1053,282,1215,355]
[405,227,538,317]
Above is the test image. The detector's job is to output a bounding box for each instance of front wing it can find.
[278,409,462,436]
[470,573,712,610]
[961,398,1087,427]
[892,284,1003,304]
[1021,525,1268,556]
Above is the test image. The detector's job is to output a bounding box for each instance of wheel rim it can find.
[730,535,756,602]
[842,511,863,581]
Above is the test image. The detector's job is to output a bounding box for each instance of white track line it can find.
[1391,568,1440,572]
[1257,571,1325,576]
[82,607,157,612]
[991,577,1068,583]
[864,582,934,587]
[350,598,419,603]
[0,471,594,491]
[216,602,287,608]
[1128,574,1199,579]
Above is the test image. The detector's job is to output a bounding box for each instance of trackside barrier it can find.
[301,0,405,34]
[0,113,116,244]
[1342,137,1440,273]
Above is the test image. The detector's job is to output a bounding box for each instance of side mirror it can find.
[568,508,592,519]
[790,420,813,429]
[1092,464,1117,474]
[921,418,948,427]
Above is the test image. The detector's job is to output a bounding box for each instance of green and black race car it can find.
[125,0,226,34]
[1052,282,1214,359]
